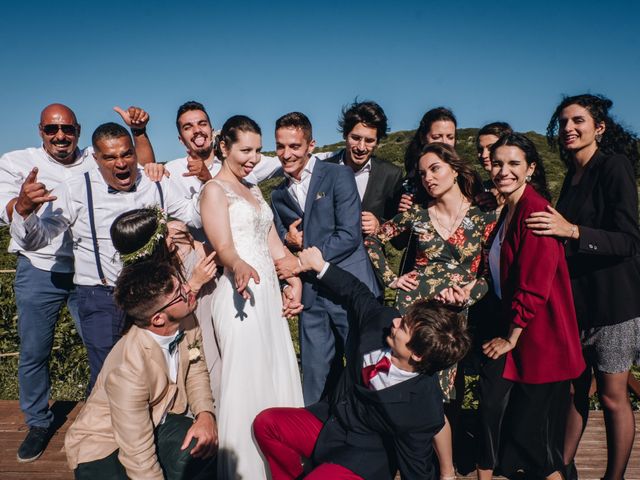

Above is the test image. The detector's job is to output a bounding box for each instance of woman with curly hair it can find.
[525,94,640,480]
[366,142,494,480]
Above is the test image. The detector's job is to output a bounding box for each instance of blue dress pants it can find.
[75,285,125,391]
[14,255,80,428]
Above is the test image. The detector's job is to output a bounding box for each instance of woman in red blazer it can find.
[479,133,585,480]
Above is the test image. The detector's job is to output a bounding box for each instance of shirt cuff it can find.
[316,261,331,279]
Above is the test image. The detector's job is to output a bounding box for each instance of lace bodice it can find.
[209,180,275,278]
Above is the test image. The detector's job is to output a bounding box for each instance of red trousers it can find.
[253,407,363,479]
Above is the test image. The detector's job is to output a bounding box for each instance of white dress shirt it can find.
[363,348,418,391]
[284,155,317,210]
[11,167,201,286]
[0,146,94,272]
[337,151,372,202]
[145,329,180,383]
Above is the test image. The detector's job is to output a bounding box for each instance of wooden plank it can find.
[0,401,638,480]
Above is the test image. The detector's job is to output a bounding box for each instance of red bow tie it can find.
[362,355,391,388]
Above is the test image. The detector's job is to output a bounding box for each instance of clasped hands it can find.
[390,271,474,308]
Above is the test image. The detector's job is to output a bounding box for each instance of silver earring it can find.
[525,175,532,183]
[595,133,603,144]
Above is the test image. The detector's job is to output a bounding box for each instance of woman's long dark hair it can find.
[490,133,551,201]
[416,143,483,204]
[547,94,639,173]
[404,107,457,190]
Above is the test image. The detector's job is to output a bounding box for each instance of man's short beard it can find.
[194,146,213,160]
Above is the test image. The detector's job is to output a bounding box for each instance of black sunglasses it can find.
[153,285,188,315]
[41,124,77,136]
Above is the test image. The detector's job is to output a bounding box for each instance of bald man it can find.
[0,103,154,463]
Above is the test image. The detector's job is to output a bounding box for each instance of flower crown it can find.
[119,206,168,266]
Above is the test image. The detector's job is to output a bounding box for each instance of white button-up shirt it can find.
[284,155,317,210]
[363,348,419,391]
[337,151,371,202]
[145,329,180,383]
[11,167,201,286]
[0,146,95,272]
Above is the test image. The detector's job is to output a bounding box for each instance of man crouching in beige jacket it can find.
[65,261,217,479]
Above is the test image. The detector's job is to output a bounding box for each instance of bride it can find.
[200,115,304,479]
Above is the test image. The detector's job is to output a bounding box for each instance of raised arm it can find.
[299,247,390,330]
[10,169,73,251]
[200,182,259,299]
[114,106,156,165]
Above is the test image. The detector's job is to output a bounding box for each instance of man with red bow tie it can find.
[253,246,471,479]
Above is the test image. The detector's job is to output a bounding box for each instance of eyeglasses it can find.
[153,284,188,315]
[41,124,77,136]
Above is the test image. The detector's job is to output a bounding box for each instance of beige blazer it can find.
[65,322,215,479]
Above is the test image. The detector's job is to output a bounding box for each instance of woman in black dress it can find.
[525,94,640,480]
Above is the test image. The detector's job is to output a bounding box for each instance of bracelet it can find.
[131,127,147,137]
[569,224,578,239]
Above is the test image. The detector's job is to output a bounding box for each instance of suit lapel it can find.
[361,157,380,212]
[303,160,326,227]
[274,182,304,217]
[557,151,604,222]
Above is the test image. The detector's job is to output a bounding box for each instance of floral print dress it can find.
[365,204,496,400]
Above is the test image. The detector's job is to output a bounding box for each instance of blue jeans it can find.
[76,285,125,391]
[15,255,80,428]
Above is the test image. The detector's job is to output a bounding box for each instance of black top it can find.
[555,150,640,329]
[307,265,444,479]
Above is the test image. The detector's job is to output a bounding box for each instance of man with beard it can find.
[326,101,403,236]
[164,101,334,242]
[10,123,202,420]
[0,104,155,463]
[164,101,282,241]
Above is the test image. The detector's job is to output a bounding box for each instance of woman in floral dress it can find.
[366,142,495,480]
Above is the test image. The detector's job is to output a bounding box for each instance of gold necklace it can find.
[433,196,467,237]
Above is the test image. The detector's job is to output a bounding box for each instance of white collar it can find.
[145,329,181,351]
[284,155,316,185]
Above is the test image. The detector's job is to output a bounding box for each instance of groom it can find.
[271,112,380,404]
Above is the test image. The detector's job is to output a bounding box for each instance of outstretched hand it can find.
[232,259,260,299]
[183,157,212,182]
[15,168,57,217]
[298,246,325,273]
[114,106,150,130]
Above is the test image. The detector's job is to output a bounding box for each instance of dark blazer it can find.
[271,159,380,306]
[498,185,585,384]
[555,151,640,329]
[307,265,444,480]
[327,150,404,223]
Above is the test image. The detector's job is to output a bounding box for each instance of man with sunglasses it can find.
[65,261,217,480]
[0,103,155,463]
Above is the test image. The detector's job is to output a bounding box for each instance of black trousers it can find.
[476,355,570,478]
[74,414,217,480]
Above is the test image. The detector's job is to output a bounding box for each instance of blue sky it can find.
[1,0,638,161]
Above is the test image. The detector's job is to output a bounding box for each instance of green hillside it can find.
[264,128,567,202]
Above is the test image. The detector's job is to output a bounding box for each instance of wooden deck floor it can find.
[0,400,638,479]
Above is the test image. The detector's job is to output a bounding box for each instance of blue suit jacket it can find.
[271,159,380,306]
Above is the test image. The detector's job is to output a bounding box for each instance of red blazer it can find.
[498,185,585,384]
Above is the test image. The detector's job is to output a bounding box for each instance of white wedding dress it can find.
[208,180,303,480]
